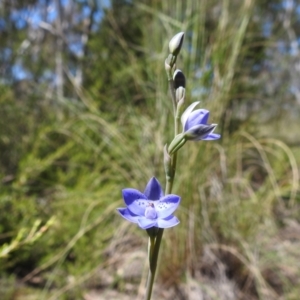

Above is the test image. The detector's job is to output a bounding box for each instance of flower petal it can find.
[122,188,148,216]
[154,194,181,218]
[184,109,210,131]
[202,133,221,140]
[185,124,217,140]
[181,101,200,129]
[157,215,180,228]
[144,177,164,200]
[137,217,157,229]
[116,208,139,224]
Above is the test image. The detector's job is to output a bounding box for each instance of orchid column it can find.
[116,32,220,300]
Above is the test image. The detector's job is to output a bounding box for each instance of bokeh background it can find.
[1,0,300,299]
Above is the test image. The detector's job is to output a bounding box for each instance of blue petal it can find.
[184,109,209,131]
[181,101,200,128]
[116,208,139,224]
[143,177,164,200]
[186,124,216,140]
[137,217,157,229]
[154,194,180,218]
[201,133,221,140]
[157,215,180,228]
[122,188,148,216]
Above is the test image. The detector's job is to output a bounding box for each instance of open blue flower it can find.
[117,177,180,229]
[181,101,220,141]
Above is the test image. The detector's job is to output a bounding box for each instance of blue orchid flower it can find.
[117,177,180,229]
[168,102,220,154]
[181,101,220,141]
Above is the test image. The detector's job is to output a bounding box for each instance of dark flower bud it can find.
[173,69,186,89]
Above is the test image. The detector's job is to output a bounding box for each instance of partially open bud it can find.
[173,69,186,89]
[184,124,217,141]
[169,32,185,56]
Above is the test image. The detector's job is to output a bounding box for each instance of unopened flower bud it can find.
[173,69,186,89]
[169,32,185,56]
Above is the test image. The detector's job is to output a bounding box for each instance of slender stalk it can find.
[166,59,177,126]
[144,235,157,300]
[144,268,156,300]
[171,104,181,184]
[168,78,177,120]
[148,236,155,267]
[144,227,164,300]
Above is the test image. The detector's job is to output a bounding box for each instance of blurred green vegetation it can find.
[1,0,300,299]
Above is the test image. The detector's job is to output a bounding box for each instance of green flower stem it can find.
[170,152,178,187]
[169,99,181,185]
[166,64,177,124]
[144,228,164,300]
[148,235,155,267]
[168,79,177,120]
[145,270,155,300]
[171,104,181,181]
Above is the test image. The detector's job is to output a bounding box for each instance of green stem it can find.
[171,105,181,182]
[168,78,177,120]
[144,228,164,300]
[148,236,155,267]
[166,62,176,121]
